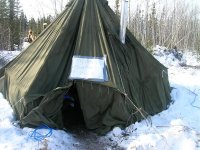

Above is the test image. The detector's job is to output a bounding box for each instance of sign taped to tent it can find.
[69,55,108,82]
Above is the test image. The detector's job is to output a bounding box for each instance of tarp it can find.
[0,0,171,134]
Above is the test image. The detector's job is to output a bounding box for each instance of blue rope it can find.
[29,124,53,141]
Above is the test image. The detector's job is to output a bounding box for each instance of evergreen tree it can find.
[149,2,158,47]
[0,0,9,50]
[0,0,9,21]
[19,12,28,46]
[115,0,120,17]
[8,0,24,50]
[8,0,15,50]
[27,15,53,37]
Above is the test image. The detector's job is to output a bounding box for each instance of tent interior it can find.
[62,82,85,129]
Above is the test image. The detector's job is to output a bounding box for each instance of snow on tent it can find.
[0,0,171,134]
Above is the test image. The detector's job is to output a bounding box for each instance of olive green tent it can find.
[0,0,171,134]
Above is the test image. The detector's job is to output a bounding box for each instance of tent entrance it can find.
[62,83,85,129]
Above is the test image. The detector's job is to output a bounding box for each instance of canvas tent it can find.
[0,0,171,134]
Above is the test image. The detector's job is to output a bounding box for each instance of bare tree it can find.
[127,0,200,53]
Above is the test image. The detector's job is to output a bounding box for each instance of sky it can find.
[19,0,70,19]
[19,0,200,19]
[19,0,115,19]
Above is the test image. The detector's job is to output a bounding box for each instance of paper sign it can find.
[69,56,108,82]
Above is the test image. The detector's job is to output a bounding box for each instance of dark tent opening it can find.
[62,83,85,129]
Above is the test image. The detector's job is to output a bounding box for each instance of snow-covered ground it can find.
[0,46,200,150]
[0,50,21,68]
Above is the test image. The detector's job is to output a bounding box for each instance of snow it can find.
[0,46,200,149]
[22,42,30,50]
[0,50,21,68]
[153,45,200,68]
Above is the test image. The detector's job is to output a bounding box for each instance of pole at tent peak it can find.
[119,0,129,44]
